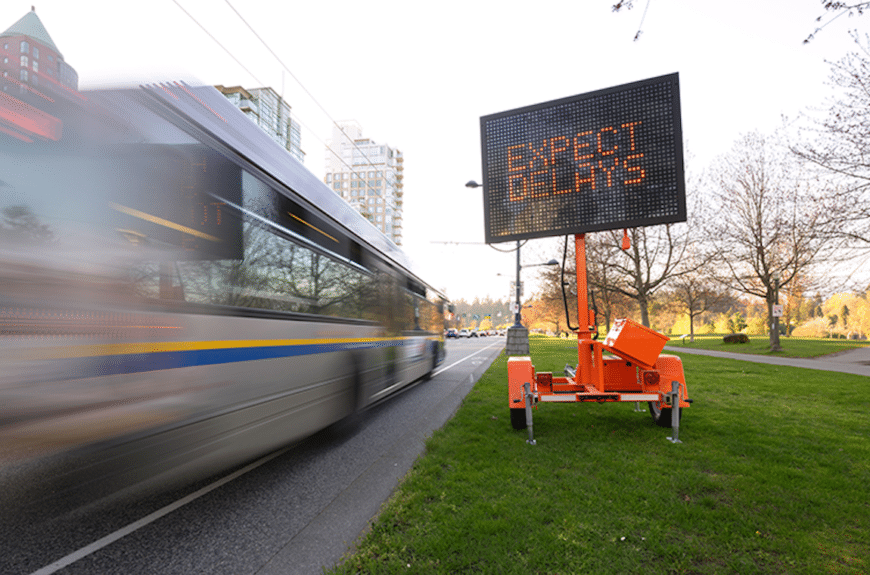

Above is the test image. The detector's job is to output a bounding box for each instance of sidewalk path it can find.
[663,345,870,378]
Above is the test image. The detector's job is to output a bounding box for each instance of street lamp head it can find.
[465,180,482,189]
[523,259,560,268]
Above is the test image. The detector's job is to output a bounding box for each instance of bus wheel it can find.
[423,352,437,381]
[510,408,527,430]
[648,400,681,428]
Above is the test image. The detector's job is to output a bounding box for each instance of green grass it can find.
[665,334,869,358]
[329,336,869,575]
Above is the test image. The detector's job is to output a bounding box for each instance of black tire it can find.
[648,400,682,428]
[324,365,364,439]
[510,408,527,430]
[423,347,438,381]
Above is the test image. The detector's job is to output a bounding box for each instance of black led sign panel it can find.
[480,73,686,244]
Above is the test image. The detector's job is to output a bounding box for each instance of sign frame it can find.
[480,73,686,244]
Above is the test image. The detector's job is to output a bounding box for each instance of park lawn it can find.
[663,333,868,358]
[330,336,869,575]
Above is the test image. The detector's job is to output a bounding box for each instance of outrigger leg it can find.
[523,381,536,445]
[666,380,682,444]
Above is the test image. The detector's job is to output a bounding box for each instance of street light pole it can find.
[465,179,557,353]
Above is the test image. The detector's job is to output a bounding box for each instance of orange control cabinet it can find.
[603,318,669,368]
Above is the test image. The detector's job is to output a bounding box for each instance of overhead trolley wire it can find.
[171,0,395,212]
[171,1,364,178]
[220,0,391,197]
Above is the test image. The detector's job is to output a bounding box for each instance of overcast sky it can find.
[3,0,865,301]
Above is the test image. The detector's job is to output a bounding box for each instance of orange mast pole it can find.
[575,234,593,385]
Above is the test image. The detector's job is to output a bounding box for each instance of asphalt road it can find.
[3,337,504,575]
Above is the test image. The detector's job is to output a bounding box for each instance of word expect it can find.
[506,121,645,201]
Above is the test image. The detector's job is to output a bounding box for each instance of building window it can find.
[20,41,28,54]
[19,69,27,82]
[20,55,28,68]
[2,57,7,64]
[33,47,38,60]
[32,61,38,73]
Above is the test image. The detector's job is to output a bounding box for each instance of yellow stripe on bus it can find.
[11,336,438,360]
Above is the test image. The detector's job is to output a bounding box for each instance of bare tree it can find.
[805,2,870,43]
[537,222,708,331]
[793,33,870,247]
[596,223,703,328]
[670,266,730,342]
[710,131,834,348]
[536,235,636,334]
[612,1,870,43]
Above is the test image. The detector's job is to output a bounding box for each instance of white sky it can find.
[3,0,865,301]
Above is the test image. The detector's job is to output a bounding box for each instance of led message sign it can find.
[480,73,685,243]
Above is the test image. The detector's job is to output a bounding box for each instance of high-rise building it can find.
[215,85,305,164]
[324,121,404,246]
[0,7,79,100]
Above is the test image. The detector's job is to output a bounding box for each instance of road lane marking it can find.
[432,340,502,377]
[28,446,292,575]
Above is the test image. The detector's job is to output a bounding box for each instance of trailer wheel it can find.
[648,400,681,428]
[510,408,527,430]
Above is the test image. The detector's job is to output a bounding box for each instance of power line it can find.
[171,0,266,87]
[170,0,395,225]
[221,0,391,192]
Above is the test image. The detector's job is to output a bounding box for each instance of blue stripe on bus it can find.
[92,340,398,377]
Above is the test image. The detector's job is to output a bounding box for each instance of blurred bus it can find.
[0,82,446,509]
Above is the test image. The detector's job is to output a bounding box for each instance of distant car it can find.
[458,329,471,338]
[446,328,459,338]
[470,330,479,337]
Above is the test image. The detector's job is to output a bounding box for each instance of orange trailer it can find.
[508,234,691,444]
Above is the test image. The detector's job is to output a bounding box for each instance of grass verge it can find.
[329,337,869,574]
[664,334,868,358]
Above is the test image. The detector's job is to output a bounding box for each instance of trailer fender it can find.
[508,356,535,430]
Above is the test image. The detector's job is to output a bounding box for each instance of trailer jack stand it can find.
[523,382,536,445]
[666,380,682,444]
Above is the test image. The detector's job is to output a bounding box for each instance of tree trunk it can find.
[638,293,650,328]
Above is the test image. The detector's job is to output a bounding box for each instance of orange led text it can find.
[506,122,645,201]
